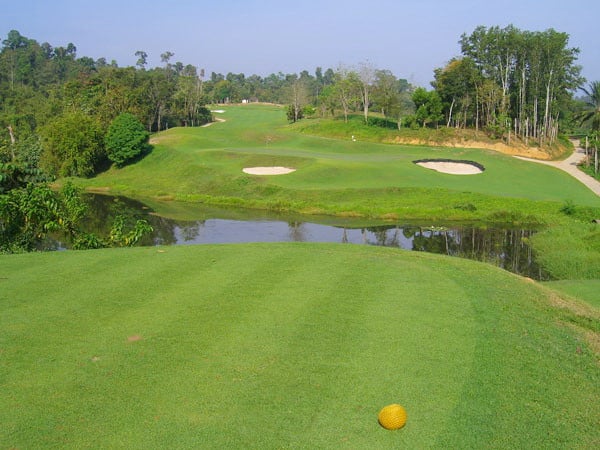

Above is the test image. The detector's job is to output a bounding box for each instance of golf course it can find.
[2,104,599,448]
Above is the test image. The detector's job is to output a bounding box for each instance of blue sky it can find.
[2,0,599,87]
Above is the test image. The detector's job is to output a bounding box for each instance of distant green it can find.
[1,244,598,448]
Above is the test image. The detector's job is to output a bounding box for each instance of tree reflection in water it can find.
[373,225,543,279]
[48,194,547,280]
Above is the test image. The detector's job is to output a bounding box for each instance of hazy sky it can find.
[3,0,599,87]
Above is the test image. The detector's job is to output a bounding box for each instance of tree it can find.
[287,76,309,123]
[458,25,583,143]
[333,67,361,122]
[134,50,147,69]
[317,84,338,117]
[372,69,400,119]
[141,68,174,131]
[1,30,28,90]
[39,111,105,177]
[104,113,149,166]
[357,61,376,124]
[433,58,480,128]
[412,88,443,128]
[173,65,210,126]
[577,81,600,131]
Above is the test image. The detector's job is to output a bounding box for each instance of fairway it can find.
[1,244,598,448]
[77,104,600,218]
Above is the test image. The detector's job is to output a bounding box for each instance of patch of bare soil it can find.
[388,136,556,160]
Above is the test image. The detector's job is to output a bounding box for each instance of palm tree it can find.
[577,82,600,175]
[578,81,600,131]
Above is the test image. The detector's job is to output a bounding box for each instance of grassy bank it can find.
[1,244,598,448]
[293,114,570,160]
[543,279,600,308]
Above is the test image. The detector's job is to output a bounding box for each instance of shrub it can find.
[105,113,150,166]
[560,200,577,216]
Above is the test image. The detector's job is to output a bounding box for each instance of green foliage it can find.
[454,25,582,144]
[366,116,398,129]
[0,182,153,253]
[39,111,105,177]
[577,81,600,131]
[412,88,444,127]
[302,105,316,117]
[531,222,600,279]
[0,182,87,252]
[560,199,577,215]
[286,104,303,122]
[106,215,153,247]
[0,161,45,193]
[105,113,150,166]
[486,112,511,140]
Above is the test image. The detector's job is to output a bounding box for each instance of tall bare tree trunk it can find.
[7,125,16,161]
[533,98,538,139]
[447,98,455,128]
[543,68,553,141]
[585,136,589,167]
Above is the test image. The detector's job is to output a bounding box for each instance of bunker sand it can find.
[243,167,296,175]
[416,161,483,175]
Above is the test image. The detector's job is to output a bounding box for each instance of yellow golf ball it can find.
[378,404,407,430]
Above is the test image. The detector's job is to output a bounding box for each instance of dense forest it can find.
[1,26,599,252]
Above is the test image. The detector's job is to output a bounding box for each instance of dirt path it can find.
[201,117,226,127]
[514,143,600,197]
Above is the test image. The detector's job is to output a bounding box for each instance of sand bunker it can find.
[243,166,296,175]
[414,159,484,175]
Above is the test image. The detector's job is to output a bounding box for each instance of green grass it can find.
[1,243,598,448]
[529,221,600,280]
[72,104,600,217]
[543,280,600,308]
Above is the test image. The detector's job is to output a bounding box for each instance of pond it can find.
[47,194,549,280]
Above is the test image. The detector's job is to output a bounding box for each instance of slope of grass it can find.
[1,243,598,448]
[542,280,600,309]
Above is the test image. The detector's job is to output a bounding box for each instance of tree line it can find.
[433,25,584,146]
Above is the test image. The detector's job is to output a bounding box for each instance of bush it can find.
[40,112,106,177]
[105,113,150,166]
[560,200,577,216]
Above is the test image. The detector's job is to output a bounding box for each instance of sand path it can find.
[201,117,226,127]
[514,142,600,197]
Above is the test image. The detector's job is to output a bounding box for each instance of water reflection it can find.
[66,194,548,280]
